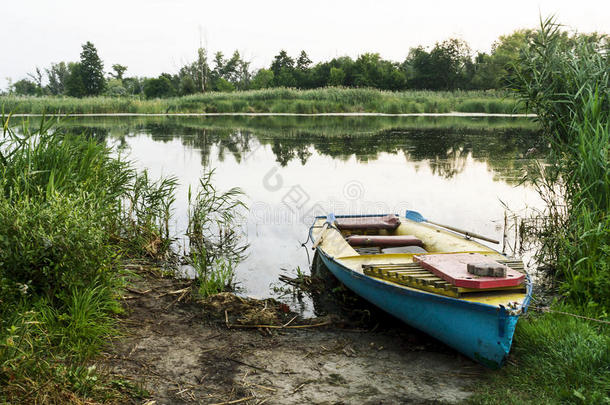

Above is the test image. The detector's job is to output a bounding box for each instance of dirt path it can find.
[99,269,484,404]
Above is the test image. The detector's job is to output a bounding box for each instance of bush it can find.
[0,193,117,306]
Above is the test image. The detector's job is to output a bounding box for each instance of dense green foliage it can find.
[0,88,519,114]
[0,114,251,402]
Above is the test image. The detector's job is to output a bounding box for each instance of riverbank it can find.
[0,88,520,115]
[100,263,480,404]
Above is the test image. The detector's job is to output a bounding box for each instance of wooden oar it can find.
[405,210,500,244]
[312,214,336,249]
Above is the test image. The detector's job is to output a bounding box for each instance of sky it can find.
[2,0,608,90]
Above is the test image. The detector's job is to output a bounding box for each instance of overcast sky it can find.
[2,0,608,90]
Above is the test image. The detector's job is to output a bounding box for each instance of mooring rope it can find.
[531,306,610,325]
[299,230,313,266]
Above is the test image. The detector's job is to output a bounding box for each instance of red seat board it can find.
[336,215,401,231]
[347,235,424,248]
[413,253,525,289]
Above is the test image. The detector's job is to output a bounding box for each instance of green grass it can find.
[470,308,610,404]
[0,88,522,114]
[0,115,252,402]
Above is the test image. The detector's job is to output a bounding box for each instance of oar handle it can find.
[427,220,500,244]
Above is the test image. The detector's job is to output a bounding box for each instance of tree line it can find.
[6,30,607,98]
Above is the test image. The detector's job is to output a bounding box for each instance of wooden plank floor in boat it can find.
[362,259,526,298]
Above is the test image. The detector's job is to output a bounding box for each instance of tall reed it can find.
[514,18,609,309]
[187,170,248,297]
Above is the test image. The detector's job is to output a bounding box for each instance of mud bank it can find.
[99,267,484,404]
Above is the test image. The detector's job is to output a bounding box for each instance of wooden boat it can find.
[309,213,532,368]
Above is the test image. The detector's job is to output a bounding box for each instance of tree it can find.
[328,67,345,86]
[270,50,296,87]
[79,41,106,96]
[404,46,434,89]
[65,62,86,97]
[353,53,383,87]
[489,29,536,87]
[212,52,225,79]
[196,47,209,92]
[179,75,197,95]
[296,51,312,70]
[143,75,174,98]
[471,52,499,89]
[106,78,127,96]
[270,50,294,75]
[275,68,297,87]
[46,62,69,95]
[428,38,472,89]
[250,69,274,89]
[110,64,128,80]
[123,77,144,95]
[27,67,43,91]
[215,78,235,92]
[236,58,251,90]
[11,79,39,96]
[177,47,210,94]
[405,39,473,90]
[223,51,241,84]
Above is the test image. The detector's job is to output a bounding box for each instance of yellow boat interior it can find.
[311,215,528,308]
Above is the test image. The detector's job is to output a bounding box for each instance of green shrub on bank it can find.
[0,193,118,304]
[0,115,175,402]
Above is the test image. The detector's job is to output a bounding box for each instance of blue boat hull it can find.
[317,249,529,368]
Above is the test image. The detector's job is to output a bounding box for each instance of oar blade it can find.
[405,210,425,222]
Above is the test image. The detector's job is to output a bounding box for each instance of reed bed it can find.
[513,19,610,309]
[0,88,520,114]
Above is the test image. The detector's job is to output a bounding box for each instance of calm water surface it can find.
[45,116,544,311]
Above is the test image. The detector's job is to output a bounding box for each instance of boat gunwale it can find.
[310,214,533,314]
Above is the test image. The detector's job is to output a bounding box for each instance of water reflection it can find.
[18,116,544,309]
[48,115,543,184]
